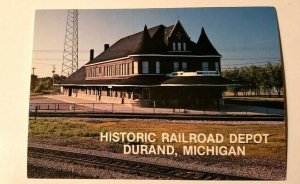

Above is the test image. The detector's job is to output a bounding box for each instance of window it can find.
[173,42,176,51]
[178,42,181,51]
[215,62,219,71]
[129,62,132,74]
[133,62,138,74]
[202,62,209,71]
[182,62,187,72]
[142,61,149,74]
[183,43,186,51]
[142,88,150,100]
[123,64,126,75]
[173,62,179,72]
[156,61,160,74]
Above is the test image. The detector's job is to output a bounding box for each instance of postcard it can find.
[27,7,286,180]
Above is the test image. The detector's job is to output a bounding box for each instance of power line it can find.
[222,57,281,61]
[222,60,281,67]
[32,58,87,61]
[33,50,101,53]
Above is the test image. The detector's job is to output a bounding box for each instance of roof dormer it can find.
[168,20,191,52]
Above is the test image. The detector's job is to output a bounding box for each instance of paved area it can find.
[29,95,284,116]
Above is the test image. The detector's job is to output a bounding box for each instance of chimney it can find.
[104,44,110,51]
[90,49,94,61]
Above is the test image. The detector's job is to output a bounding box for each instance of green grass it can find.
[28,118,286,160]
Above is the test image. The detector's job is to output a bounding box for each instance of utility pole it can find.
[61,9,79,77]
[32,67,35,75]
[52,65,56,94]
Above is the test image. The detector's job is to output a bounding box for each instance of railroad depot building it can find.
[61,20,231,109]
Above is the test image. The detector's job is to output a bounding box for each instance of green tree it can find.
[272,63,283,97]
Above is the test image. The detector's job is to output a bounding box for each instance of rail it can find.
[28,146,258,180]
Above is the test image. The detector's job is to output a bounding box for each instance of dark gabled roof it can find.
[162,76,232,85]
[168,20,190,41]
[86,21,221,65]
[134,25,153,54]
[86,25,172,65]
[196,28,221,56]
[60,66,86,84]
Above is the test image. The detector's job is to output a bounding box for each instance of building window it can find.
[142,88,150,100]
[178,42,181,51]
[215,62,219,71]
[123,64,126,75]
[182,62,187,72]
[133,62,138,74]
[174,62,179,72]
[183,43,186,51]
[129,62,132,74]
[127,63,130,75]
[156,61,160,74]
[172,42,176,51]
[202,62,209,71]
[142,61,149,74]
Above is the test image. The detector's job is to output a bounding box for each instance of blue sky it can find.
[32,7,281,77]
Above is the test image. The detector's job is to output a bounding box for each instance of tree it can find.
[272,64,283,97]
[222,63,284,97]
[262,63,274,96]
[222,68,243,96]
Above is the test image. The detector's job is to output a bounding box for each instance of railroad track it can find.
[28,146,258,180]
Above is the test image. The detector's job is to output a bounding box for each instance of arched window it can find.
[156,61,160,74]
[183,43,186,51]
[177,42,181,51]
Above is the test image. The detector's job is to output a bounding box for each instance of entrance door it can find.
[68,88,72,96]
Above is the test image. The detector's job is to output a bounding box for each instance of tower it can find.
[61,9,79,77]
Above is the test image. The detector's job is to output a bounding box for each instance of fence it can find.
[29,101,284,116]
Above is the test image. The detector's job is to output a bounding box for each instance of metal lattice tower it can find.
[61,9,79,77]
